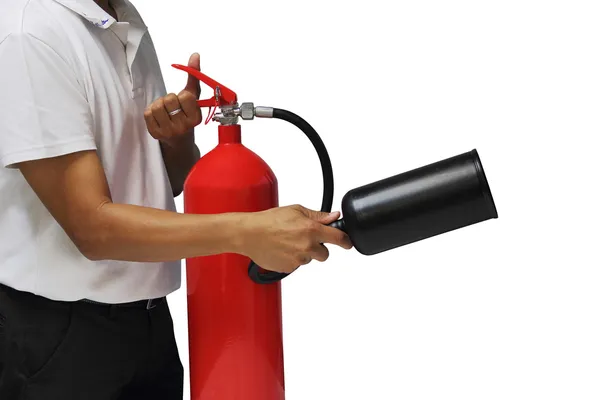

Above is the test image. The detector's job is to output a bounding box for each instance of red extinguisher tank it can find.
[172,62,329,399]
[184,124,284,400]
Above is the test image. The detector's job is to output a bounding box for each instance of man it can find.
[0,0,352,398]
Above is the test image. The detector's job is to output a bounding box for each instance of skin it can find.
[13,1,353,274]
[148,52,202,197]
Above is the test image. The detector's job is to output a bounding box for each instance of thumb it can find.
[305,209,341,224]
[184,52,201,99]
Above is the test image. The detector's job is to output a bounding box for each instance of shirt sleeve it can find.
[0,31,97,168]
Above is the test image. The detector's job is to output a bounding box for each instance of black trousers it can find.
[0,283,184,400]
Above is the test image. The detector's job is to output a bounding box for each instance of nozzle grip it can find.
[247,219,345,285]
[328,218,346,232]
[247,262,289,285]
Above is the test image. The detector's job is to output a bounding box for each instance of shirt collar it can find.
[52,0,151,94]
[52,0,147,30]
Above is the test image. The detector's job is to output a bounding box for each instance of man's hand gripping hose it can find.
[172,64,337,284]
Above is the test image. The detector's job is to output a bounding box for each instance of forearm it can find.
[79,202,245,262]
[17,148,234,263]
[161,131,200,196]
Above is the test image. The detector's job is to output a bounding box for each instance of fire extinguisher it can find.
[172,64,333,400]
[173,62,499,400]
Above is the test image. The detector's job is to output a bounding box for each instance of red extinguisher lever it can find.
[172,64,238,122]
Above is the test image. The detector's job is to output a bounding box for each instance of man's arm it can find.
[17,150,242,262]
[16,150,352,271]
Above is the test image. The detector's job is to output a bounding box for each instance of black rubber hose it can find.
[247,108,334,284]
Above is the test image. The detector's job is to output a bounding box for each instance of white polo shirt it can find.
[0,0,181,303]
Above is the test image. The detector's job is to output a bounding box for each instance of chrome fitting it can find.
[213,104,240,125]
[212,103,273,124]
[255,106,274,118]
[240,103,255,120]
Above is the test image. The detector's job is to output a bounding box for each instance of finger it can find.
[318,225,353,249]
[317,211,341,224]
[301,207,341,223]
[151,98,174,133]
[163,93,187,133]
[178,91,203,126]
[163,93,184,119]
[310,244,330,262]
[144,107,162,138]
[285,264,301,274]
[297,254,312,266]
[184,52,201,99]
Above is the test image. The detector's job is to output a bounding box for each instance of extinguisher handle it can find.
[171,64,238,109]
[247,219,346,284]
[247,262,289,284]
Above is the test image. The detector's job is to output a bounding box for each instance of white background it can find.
[135,1,600,399]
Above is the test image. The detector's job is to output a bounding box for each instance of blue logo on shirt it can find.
[95,18,110,27]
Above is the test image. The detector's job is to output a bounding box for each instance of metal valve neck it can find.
[213,104,240,126]
[213,103,273,125]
